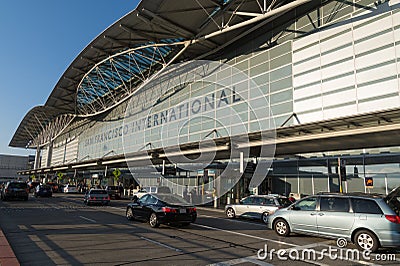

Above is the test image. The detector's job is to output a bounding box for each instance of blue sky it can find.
[0,0,139,156]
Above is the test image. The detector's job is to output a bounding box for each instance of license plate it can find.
[179,209,186,214]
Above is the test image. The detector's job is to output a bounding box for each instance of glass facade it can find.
[42,0,400,197]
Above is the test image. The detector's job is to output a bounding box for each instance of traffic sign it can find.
[365,177,373,188]
[113,168,121,178]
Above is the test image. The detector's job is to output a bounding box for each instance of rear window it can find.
[351,198,383,214]
[9,182,28,189]
[107,186,118,190]
[157,194,189,205]
[67,185,76,188]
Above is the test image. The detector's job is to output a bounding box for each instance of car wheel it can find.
[149,212,160,228]
[24,196,28,201]
[226,208,236,219]
[126,207,134,221]
[354,230,379,252]
[261,212,269,224]
[274,219,290,237]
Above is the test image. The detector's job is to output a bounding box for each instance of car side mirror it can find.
[132,196,138,202]
[292,206,300,211]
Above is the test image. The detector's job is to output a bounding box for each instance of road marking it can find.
[192,223,297,247]
[199,214,266,227]
[140,236,183,252]
[79,216,96,223]
[207,255,273,266]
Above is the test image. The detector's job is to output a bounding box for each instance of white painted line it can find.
[109,206,125,210]
[79,216,97,223]
[199,214,266,227]
[192,223,297,247]
[140,236,183,252]
[207,255,273,266]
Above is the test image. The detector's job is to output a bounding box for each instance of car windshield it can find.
[156,194,190,205]
[9,183,28,189]
[40,185,51,190]
[90,190,107,194]
[278,198,293,207]
[108,186,118,190]
[67,185,76,188]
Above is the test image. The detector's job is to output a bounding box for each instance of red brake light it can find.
[189,207,196,213]
[385,215,400,224]
[162,207,177,213]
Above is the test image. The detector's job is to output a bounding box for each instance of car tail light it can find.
[162,207,177,213]
[385,215,400,224]
[5,189,8,193]
[26,188,29,193]
[90,197,96,200]
[189,207,196,213]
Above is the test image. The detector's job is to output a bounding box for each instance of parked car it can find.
[132,186,171,199]
[84,189,110,206]
[225,194,292,224]
[46,182,61,193]
[126,193,197,228]
[267,187,400,252]
[1,181,29,201]
[105,185,121,199]
[34,184,53,198]
[27,181,40,192]
[63,184,78,193]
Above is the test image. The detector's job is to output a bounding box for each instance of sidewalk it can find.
[0,228,19,266]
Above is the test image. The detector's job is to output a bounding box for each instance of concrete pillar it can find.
[46,141,53,168]
[34,145,41,169]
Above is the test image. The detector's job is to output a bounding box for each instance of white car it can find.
[63,184,78,193]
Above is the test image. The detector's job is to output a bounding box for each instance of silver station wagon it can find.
[267,187,400,252]
[225,194,292,224]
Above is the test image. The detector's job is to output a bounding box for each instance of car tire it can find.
[274,219,290,237]
[126,207,134,221]
[261,212,269,224]
[24,196,28,201]
[226,208,236,219]
[354,230,379,252]
[149,212,160,228]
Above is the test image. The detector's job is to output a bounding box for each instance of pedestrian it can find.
[288,193,296,203]
[183,185,189,202]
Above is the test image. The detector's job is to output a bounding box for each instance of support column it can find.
[46,141,53,168]
[34,145,41,170]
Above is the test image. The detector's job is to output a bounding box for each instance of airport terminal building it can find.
[10,0,400,203]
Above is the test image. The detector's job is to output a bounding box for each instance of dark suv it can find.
[105,185,121,199]
[1,181,29,201]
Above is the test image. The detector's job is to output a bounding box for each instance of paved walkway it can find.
[0,228,19,266]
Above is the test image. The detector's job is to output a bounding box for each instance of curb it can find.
[0,229,19,266]
[196,206,225,213]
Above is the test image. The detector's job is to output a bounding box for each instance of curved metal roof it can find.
[10,0,314,148]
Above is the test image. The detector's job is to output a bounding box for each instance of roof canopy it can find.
[10,0,316,148]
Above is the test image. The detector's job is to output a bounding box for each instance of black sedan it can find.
[34,185,53,198]
[126,193,197,228]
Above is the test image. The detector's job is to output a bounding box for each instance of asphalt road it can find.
[0,194,399,266]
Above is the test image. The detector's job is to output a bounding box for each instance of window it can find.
[294,197,317,211]
[320,197,349,212]
[351,198,383,214]
[241,197,254,205]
